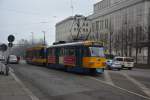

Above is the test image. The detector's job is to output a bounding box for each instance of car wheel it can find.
[118,68,121,71]
[107,65,111,70]
[128,67,132,70]
[121,65,124,69]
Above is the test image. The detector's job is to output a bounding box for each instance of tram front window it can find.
[89,47,105,57]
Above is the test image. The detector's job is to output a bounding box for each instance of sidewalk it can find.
[0,73,32,100]
[135,64,150,69]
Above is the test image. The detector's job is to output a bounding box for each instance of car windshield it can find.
[9,55,17,59]
[89,47,105,57]
[124,58,134,62]
[115,58,123,61]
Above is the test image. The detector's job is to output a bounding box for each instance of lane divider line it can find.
[122,73,150,97]
[88,76,150,100]
[10,68,39,100]
[104,70,114,86]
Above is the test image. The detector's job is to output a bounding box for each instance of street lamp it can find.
[42,31,46,46]
[31,32,34,45]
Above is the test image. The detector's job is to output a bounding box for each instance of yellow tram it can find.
[26,41,107,74]
[26,46,47,65]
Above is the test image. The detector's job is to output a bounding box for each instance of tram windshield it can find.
[89,47,105,57]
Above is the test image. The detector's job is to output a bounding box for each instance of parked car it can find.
[0,55,5,63]
[0,55,9,75]
[114,57,134,70]
[105,54,121,70]
[8,55,19,64]
[106,59,122,70]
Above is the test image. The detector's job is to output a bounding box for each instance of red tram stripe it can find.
[48,56,56,64]
[64,56,76,65]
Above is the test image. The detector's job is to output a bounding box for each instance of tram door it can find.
[76,47,83,67]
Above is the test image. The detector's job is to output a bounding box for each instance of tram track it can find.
[88,72,150,100]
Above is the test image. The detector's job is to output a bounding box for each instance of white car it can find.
[0,55,5,62]
[8,55,18,64]
[106,59,122,70]
[0,55,9,75]
[114,57,134,70]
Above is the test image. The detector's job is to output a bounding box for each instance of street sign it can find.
[0,44,7,52]
[8,43,13,48]
[8,35,15,42]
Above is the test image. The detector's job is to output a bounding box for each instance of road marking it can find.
[104,70,114,86]
[122,73,150,97]
[9,67,14,73]
[10,68,39,100]
[88,77,150,100]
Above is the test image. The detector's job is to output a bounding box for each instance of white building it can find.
[88,0,150,64]
[55,15,91,42]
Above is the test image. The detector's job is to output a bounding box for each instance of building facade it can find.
[88,0,150,64]
[55,15,91,42]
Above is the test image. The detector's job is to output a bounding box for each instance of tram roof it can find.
[27,45,46,51]
[48,41,103,48]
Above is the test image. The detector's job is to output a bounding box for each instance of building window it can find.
[83,23,85,26]
[74,28,76,31]
[101,20,104,30]
[100,20,104,30]
[92,23,95,32]
[96,21,99,32]
[86,28,88,32]
[139,48,142,54]
[86,23,88,26]
[83,28,85,32]
[105,19,108,29]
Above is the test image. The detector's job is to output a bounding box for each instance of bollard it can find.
[5,64,9,76]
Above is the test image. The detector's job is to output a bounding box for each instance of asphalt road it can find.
[10,62,150,100]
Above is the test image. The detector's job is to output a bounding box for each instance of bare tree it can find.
[10,38,47,58]
[148,9,150,65]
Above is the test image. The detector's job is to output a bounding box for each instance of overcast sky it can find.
[0,0,100,45]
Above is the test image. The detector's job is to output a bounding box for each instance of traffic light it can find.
[7,35,15,48]
[8,43,13,48]
[8,35,15,42]
[0,44,8,52]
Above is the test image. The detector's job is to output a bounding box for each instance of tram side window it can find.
[36,50,40,58]
[48,48,55,56]
[40,48,45,58]
[68,48,75,56]
[65,48,75,56]
[33,50,36,58]
[64,48,67,56]
[59,48,64,56]
[34,51,36,57]
[83,48,90,57]
[31,51,33,58]
[48,49,52,56]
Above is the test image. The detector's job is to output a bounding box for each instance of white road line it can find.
[9,67,14,73]
[88,77,150,100]
[10,68,39,100]
[104,70,114,86]
[122,73,150,97]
